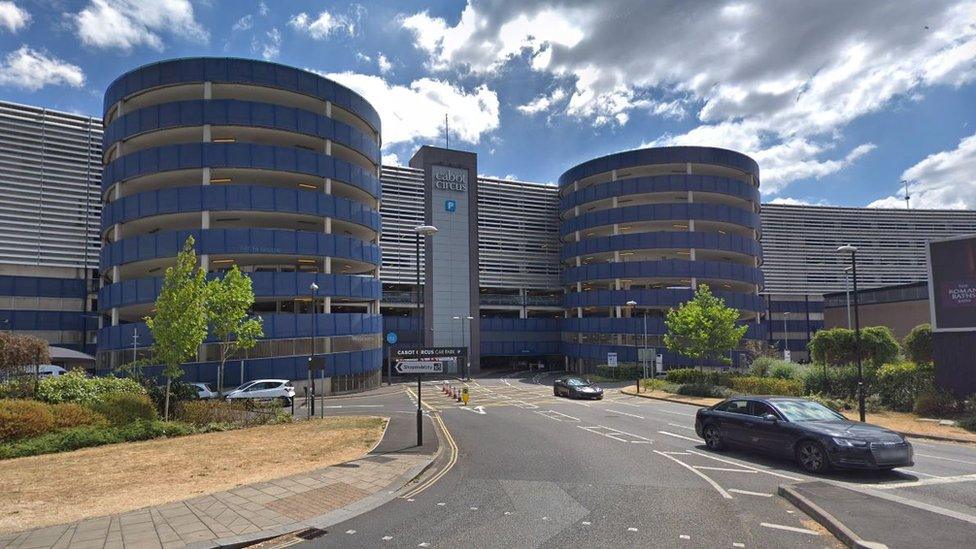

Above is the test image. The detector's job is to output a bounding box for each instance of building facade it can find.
[0,101,101,356]
[97,58,384,391]
[761,204,976,360]
[558,147,765,370]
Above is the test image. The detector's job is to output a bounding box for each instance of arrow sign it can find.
[395,360,444,374]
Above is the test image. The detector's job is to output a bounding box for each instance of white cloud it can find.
[767,197,831,206]
[0,1,29,33]
[252,27,281,60]
[73,0,208,52]
[289,10,356,39]
[232,14,252,32]
[403,1,976,192]
[258,1,269,17]
[317,70,499,146]
[517,88,566,115]
[0,46,85,90]
[868,132,976,209]
[377,53,392,74]
[381,152,401,166]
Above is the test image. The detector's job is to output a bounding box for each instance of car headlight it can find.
[832,437,869,447]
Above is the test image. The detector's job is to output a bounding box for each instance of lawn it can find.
[0,416,387,533]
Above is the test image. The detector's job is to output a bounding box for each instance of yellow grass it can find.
[0,416,387,533]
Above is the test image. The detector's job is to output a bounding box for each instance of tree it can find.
[664,284,748,369]
[808,326,900,368]
[0,332,51,395]
[903,323,933,364]
[206,265,263,395]
[145,236,208,420]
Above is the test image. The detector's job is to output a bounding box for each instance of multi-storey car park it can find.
[557,147,765,371]
[97,58,384,391]
[2,58,976,387]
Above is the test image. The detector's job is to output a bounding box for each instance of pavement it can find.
[0,391,437,549]
[293,370,976,549]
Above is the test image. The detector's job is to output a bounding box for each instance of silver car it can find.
[225,379,295,406]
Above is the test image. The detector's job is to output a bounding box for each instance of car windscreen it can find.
[772,400,845,422]
[566,378,588,386]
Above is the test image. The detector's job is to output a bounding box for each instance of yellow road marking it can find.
[400,413,458,499]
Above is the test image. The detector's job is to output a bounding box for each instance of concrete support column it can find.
[200,254,209,272]
[111,308,118,326]
[324,296,332,314]
[325,100,332,118]
[324,217,332,234]
[577,307,582,318]
[201,211,210,230]
[691,276,698,290]
[612,223,619,236]
[690,248,696,261]
[614,278,621,291]
[324,139,332,156]
[686,162,692,174]
[612,196,618,208]
[324,257,332,274]
[689,219,695,231]
[112,223,122,242]
[325,178,332,194]
[611,169,618,181]
[689,190,695,203]
[613,251,620,262]
[575,230,581,242]
[203,124,211,142]
[202,167,211,186]
[204,81,212,100]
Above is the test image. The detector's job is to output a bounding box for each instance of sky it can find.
[0,0,974,208]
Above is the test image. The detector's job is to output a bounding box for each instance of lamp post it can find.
[452,315,474,380]
[837,244,866,422]
[310,281,318,418]
[626,300,639,391]
[783,311,790,362]
[413,225,437,447]
[843,265,852,329]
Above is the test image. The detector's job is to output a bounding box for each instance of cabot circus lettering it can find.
[432,166,468,192]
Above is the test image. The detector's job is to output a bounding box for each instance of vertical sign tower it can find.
[409,146,481,374]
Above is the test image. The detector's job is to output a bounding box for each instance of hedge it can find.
[35,371,146,405]
[665,368,735,387]
[876,361,935,412]
[90,393,157,426]
[730,376,803,396]
[0,399,54,442]
[50,403,107,430]
[0,420,197,459]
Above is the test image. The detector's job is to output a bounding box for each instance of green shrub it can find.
[747,357,776,377]
[594,365,642,380]
[769,363,798,379]
[50,402,106,429]
[808,326,900,367]
[959,415,976,433]
[806,392,852,412]
[0,399,55,442]
[90,393,157,425]
[0,379,33,399]
[146,381,199,415]
[902,324,933,364]
[35,371,145,405]
[664,368,735,387]
[730,376,803,396]
[876,361,935,412]
[675,383,731,398]
[0,420,197,459]
[913,389,957,418]
[641,379,675,392]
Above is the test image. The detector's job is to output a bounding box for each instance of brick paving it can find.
[0,452,431,549]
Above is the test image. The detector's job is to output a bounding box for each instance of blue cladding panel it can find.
[558,146,760,187]
[560,231,762,260]
[104,58,380,133]
[0,276,86,298]
[560,175,760,211]
[562,259,763,286]
[560,203,761,236]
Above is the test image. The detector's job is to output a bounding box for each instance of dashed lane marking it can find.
[658,430,701,443]
[381,536,393,541]
[667,422,696,431]
[345,530,356,534]
[653,450,732,499]
[651,408,696,417]
[915,453,976,465]
[759,523,820,536]
[867,473,976,490]
[728,489,773,497]
[579,424,653,444]
[605,408,644,419]
[627,527,638,532]
[679,534,690,540]
[581,521,591,526]
[733,543,745,547]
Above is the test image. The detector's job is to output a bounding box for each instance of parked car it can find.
[695,396,914,473]
[2,364,69,380]
[225,379,295,406]
[189,382,217,399]
[553,377,604,400]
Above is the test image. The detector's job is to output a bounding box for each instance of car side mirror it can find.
[762,413,778,422]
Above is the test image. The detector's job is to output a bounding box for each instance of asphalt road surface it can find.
[296,371,976,548]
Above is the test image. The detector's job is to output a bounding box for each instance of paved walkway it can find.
[0,416,437,549]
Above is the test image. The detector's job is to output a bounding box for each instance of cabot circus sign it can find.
[432,165,468,192]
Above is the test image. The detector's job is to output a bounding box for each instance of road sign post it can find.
[386,332,398,386]
[394,359,445,447]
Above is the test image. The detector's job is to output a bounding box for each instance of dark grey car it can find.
[694,396,914,473]
[553,377,604,400]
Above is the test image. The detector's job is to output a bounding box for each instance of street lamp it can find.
[310,281,319,418]
[837,244,866,422]
[626,300,639,390]
[453,315,474,380]
[413,225,437,447]
[843,265,853,329]
[783,311,791,362]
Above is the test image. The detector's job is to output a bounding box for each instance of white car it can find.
[189,382,217,399]
[225,379,295,406]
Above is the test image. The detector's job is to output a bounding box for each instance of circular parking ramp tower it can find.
[97,58,383,392]
[558,146,765,372]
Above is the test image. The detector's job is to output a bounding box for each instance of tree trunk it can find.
[164,376,172,421]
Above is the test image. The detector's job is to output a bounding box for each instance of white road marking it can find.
[693,466,758,473]
[462,405,487,414]
[322,404,384,408]
[760,523,819,536]
[381,536,393,541]
[418,543,430,547]
[654,450,732,499]
[628,527,638,532]
[542,516,550,521]
[658,430,701,443]
[605,408,644,419]
[470,507,478,510]
[679,534,690,539]
[345,530,356,534]
[581,521,591,526]
[662,451,692,455]
[504,511,512,515]
[728,489,773,497]
[406,498,415,502]
[652,408,696,417]
[867,473,976,490]
[909,470,943,478]
[581,425,653,443]
[733,543,745,547]
[915,453,976,465]
[838,485,976,525]
[437,502,446,506]
[667,422,696,431]
[685,450,805,481]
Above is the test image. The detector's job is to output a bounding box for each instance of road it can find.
[295,371,976,548]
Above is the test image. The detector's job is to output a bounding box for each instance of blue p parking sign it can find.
[386,332,398,345]
[445,200,457,212]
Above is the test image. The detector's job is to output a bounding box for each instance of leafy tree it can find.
[903,323,933,364]
[145,236,208,420]
[206,265,263,395]
[0,332,51,395]
[664,284,748,369]
[808,326,900,368]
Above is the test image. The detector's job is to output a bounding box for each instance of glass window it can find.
[750,402,778,418]
[773,400,845,422]
[718,400,749,414]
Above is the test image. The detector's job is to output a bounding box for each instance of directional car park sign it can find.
[393,347,465,359]
[395,360,445,374]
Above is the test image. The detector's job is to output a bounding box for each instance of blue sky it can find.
[0,1,974,208]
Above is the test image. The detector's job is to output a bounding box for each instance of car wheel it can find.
[796,440,830,473]
[553,388,559,397]
[279,397,292,407]
[703,425,724,451]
